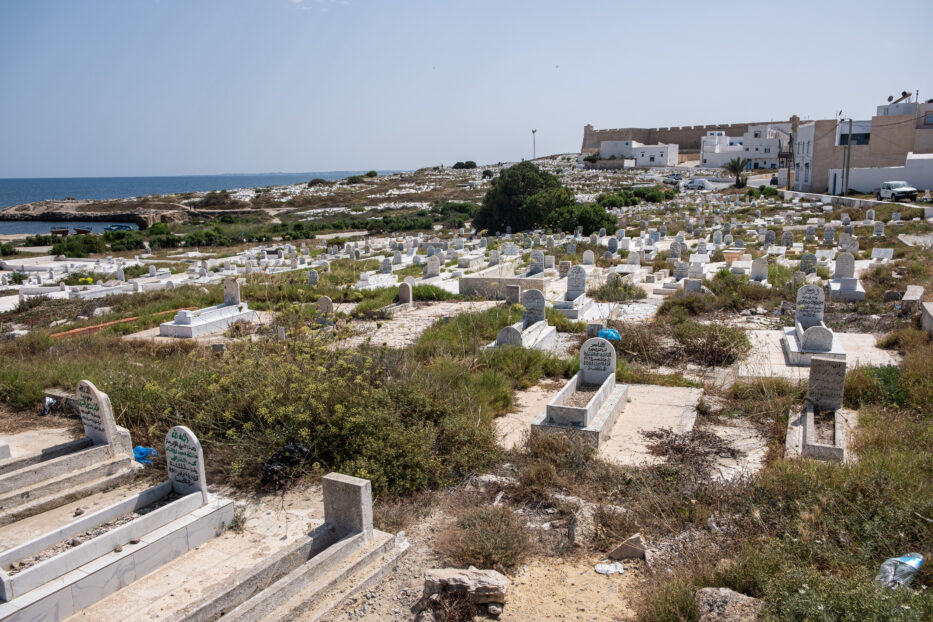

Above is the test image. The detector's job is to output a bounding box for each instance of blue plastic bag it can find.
[133,446,158,465]
[598,328,621,341]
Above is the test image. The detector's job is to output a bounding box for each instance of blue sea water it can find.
[0,171,400,235]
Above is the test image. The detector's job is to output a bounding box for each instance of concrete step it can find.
[230,530,406,622]
[0,455,139,526]
[301,532,410,622]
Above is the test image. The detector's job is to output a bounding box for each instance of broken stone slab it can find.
[608,532,646,560]
[421,566,509,605]
[696,587,762,622]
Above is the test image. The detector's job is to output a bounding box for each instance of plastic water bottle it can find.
[875,553,924,589]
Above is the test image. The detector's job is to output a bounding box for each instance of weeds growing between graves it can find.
[637,327,933,622]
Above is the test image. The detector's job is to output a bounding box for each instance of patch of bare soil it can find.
[323,491,642,622]
[0,404,81,435]
[564,383,600,408]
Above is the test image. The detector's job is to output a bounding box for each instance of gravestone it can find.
[750,257,768,282]
[317,295,334,315]
[669,241,682,260]
[380,258,393,274]
[149,265,156,277]
[399,282,412,305]
[425,256,440,277]
[764,230,776,246]
[521,289,546,325]
[165,425,208,503]
[505,284,522,304]
[805,225,816,241]
[834,252,855,279]
[807,357,846,412]
[567,243,576,255]
[713,230,723,246]
[607,238,618,254]
[76,380,116,446]
[393,251,402,265]
[838,233,859,253]
[673,261,689,281]
[495,326,522,346]
[488,250,499,266]
[223,278,241,306]
[799,253,817,274]
[529,251,545,274]
[567,265,586,299]
[824,226,834,244]
[580,337,616,385]
[307,269,319,286]
[892,212,901,222]
[796,285,825,329]
[781,231,794,248]
[545,255,555,270]
[865,209,875,222]
[873,222,885,237]
[582,250,595,265]
[558,261,571,277]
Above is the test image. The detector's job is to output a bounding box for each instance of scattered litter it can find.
[875,553,923,589]
[41,396,56,416]
[261,441,310,484]
[594,561,624,575]
[493,491,504,507]
[133,446,158,464]
[598,328,621,341]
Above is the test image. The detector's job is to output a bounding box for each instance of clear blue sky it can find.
[1,0,930,178]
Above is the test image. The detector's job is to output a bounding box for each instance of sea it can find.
[0,171,400,235]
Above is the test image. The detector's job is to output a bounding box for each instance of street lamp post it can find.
[531,129,537,160]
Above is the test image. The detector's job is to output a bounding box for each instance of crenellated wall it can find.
[581,121,784,154]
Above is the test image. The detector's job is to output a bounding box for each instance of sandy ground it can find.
[734,329,900,381]
[340,300,500,349]
[323,505,640,622]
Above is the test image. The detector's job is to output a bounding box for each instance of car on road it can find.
[877,181,918,202]
[684,178,712,190]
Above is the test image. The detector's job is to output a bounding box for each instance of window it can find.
[745,147,749,151]
[839,133,870,146]
[924,112,933,126]
[650,156,655,162]
[764,147,771,153]
[754,131,761,138]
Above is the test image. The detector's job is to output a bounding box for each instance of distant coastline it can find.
[0,171,404,211]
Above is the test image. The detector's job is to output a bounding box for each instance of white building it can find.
[701,124,790,170]
[828,152,933,194]
[599,140,678,167]
[699,131,745,168]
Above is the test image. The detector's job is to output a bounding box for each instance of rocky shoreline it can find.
[0,199,271,228]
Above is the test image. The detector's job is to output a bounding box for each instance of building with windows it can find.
[598,140,678,167]
[792,99,933,193]
[700,124,790,169]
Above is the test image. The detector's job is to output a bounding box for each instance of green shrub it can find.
[589,278,647,302]
[441,505,529,571]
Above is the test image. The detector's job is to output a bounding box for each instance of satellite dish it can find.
[888,95,894,102]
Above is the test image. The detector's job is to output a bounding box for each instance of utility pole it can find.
[842,118,853,196]
[531,129,537,160]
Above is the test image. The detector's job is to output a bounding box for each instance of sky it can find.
[1,0,931,178]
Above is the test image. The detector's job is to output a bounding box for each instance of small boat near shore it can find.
[50,227,70,236]
[73,226,93,235]
[104,224,132,231]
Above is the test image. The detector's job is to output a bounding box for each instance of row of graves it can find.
[0,381,407,621]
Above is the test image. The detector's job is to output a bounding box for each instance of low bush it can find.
[439,505,529,571]
[670,320,750,366]
[589,278,647,303]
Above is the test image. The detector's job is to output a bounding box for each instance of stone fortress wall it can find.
[581,121,785,155]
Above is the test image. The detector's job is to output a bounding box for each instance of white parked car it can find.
[684,179,712,190]
[877,181,918,202]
